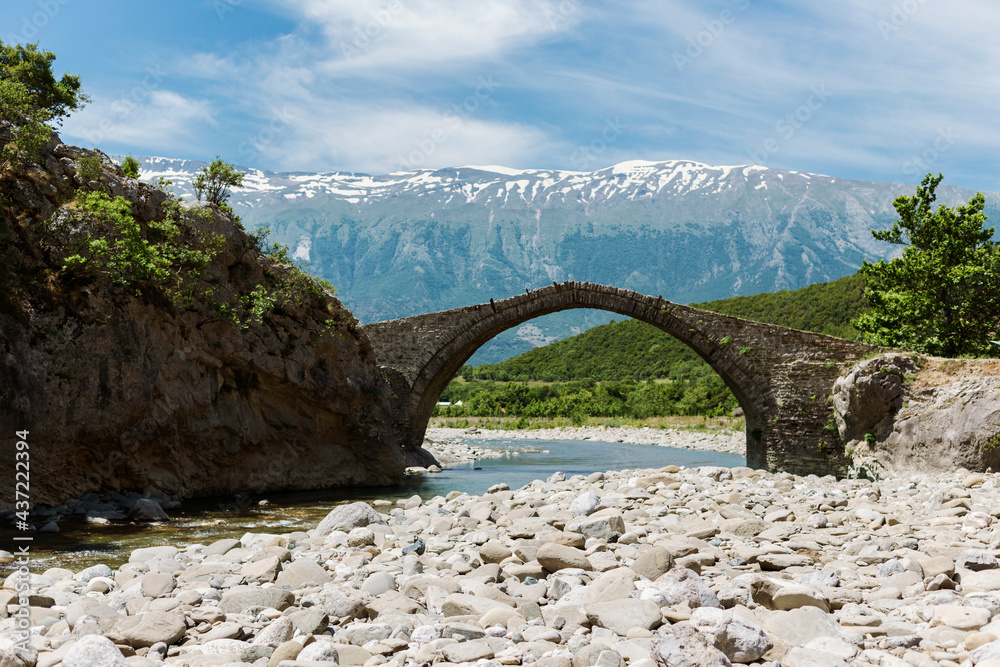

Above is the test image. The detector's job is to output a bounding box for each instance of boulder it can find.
[441,592,512,617]
[570,491,602,516]
[275,558,332,588]
[315,502,387,536]
[252,616,294,647]
[128,499,169,521]
[307,587,369,619]
[287,608,330,635]
[567,513,626,541]
[588,599,661,636]
[832,354,915,443]
[630,547,674,581]
[762,606,844,647]
[442,640,495,663]
[586,569,637,605]
[643,567,721,608]
[651,623,731,667]
[114,611,186,648]
[479,540,513,564]
[689,606,772,663]
[218,586,295,614]
[297,640,340,662]
[61,635,129,667]
[139,573,175,599]
[537,543,592,572]
[782,646,851,667]
[241,555,282,583]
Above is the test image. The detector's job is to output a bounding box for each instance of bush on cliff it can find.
[193,156,244,207]
[58,191,224,308]
[853,173,1000,357]
[0,40,88,170]
[120,155,141,179]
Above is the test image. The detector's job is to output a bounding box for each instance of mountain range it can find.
[137,157,1000,363]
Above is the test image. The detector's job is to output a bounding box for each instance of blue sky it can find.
[5,0,999,190]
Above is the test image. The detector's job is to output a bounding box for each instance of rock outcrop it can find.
[834,353,1000,477]
[0,127,426,507]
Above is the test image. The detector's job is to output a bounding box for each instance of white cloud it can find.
[61,89,216,152]
[166,0,581,173]
[272,0,582,73]
[242,100,559,174]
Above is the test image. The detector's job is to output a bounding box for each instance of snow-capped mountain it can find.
[145,157,835,209]
[138,157,1000,363]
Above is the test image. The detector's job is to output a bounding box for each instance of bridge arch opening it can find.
[391,284,772,467]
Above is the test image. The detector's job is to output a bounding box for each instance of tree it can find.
[120,155,141,179]
[852,173,1000,357]
[0,41,88,170]
[193,156,244,206]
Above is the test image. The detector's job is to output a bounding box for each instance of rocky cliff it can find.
[0,127,417,507]
[833,353,1000,477]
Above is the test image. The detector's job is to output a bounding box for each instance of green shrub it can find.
[60,191,222,306]
[193,156,243,206]
[76,154,103,183]
[982,433,1000,451]
[0,41,88,171]
[120,155,140,179]
[239,285,277,328]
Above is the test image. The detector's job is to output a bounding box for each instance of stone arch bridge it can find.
[361,282,873,476]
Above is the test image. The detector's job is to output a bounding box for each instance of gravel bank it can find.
[426,425,746,458]
[4,463,1000,667]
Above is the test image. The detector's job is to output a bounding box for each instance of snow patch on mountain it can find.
[292,237,311,262]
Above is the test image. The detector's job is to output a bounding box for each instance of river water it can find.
[5,437,742,572]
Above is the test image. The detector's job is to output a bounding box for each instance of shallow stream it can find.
[2,437,742,572]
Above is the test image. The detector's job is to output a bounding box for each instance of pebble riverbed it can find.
[3,440,1000,667]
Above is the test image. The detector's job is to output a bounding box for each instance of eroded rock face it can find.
[0,128,415,507]
[833,353,916,444]
[834,354,1000,476]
